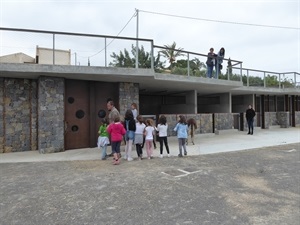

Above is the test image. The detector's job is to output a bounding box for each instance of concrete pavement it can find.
[0,127,299,163]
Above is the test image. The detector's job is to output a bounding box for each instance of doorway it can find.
[64,80,119,150]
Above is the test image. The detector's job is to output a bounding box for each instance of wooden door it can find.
[65,80,90,150]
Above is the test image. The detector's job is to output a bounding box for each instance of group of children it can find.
[97,104,189,165]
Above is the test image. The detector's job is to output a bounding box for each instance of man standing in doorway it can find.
[107,100,120,156]
[246,104,256,135]
[107,100,120,124]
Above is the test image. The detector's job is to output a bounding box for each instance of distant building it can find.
[0,46,71,65]
[0,52,35,63]
[36,46,71,65]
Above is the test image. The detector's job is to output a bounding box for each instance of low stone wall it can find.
[296,111,300,126]
[159,113,213,137]
[265,112,278,128]
[277,112,289,128]
[214,113,235,130]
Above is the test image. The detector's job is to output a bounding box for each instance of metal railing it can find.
[0,27,299,89]
[153,44,243,79]
[231,67,299,88]
[0,27,154,68]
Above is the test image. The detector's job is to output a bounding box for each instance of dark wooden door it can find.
[65,80,90,150]
[65,80,119,150]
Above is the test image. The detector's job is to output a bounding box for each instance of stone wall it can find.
[214,113,235,130]
[296,111,300,126]
[119,83,139,118]
[0,78,3,153]
[158,113,213,137]
[38,77,64,153]
[277,112,289,128]
[1,79,34,152]
[264,112,278,128]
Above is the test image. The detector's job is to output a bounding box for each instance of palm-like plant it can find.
[159,42,184,69]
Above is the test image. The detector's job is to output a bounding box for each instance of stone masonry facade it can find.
[0,78,36,153]
[38,77,64,153]
[0,76,299,153]
[119,82,139,118]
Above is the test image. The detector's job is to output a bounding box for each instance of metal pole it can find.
[75,52,77,65]
[294,72,297,87]
[135,9,139,69]
[216,57,219,79]
[279,73,281,89]
[264,72,266,88]
[105,38,107,67]
[247,69,249,87]
[151,41,154,70]
[53,34,55,65]
[240,63,242,82]
[187,53,190,76]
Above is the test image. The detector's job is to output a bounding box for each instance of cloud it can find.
[0,0,299,73]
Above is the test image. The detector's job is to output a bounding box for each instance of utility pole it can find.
[135,8,139,69]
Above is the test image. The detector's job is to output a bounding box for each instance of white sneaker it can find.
[123,155,127,160]
[127,157,133,162]
[160,154,163,158]
[167,154,170,157]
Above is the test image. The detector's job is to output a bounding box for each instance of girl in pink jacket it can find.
[107,116,126,165]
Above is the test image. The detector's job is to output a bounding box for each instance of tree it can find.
[173,57,206,76]
[110,48,134,68]
[109,45,165,72]
[159,42,184,69]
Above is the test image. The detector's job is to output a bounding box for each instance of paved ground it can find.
[0,142,299,225]
[0,127,299,163]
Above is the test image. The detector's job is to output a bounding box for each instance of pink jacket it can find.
[107,122,126,142]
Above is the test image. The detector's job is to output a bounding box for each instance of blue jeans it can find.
[178,138,187,155]
[206,65,213,78]
[247,119,254,133]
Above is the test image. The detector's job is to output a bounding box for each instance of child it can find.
[124,109,136,161]
[107,116,126,165]
[144,119,155,159]
[173,115,188,157]
[134,115,146,160]
[157,115,170,158]
[97,118,110,160]
[131,103,138,121]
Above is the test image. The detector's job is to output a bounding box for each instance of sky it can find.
[0,0,299,78]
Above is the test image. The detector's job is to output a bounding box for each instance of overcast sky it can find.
[1,0,299,76]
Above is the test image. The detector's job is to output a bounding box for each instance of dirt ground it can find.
[0,143,299,225]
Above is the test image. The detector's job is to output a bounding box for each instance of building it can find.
[0,27,299,153]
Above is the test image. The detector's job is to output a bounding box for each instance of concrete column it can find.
[219,93,231,113]
[186,90,197,114]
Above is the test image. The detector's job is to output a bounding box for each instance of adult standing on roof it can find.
[246,104,256,135]
[206,48,216,79]
[215,47,225,79]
